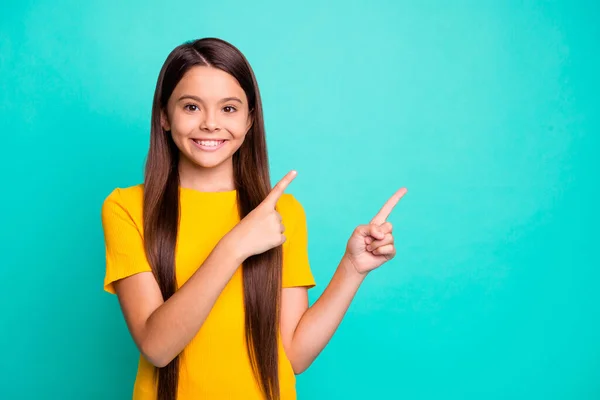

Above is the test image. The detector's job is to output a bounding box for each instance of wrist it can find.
[340,254,368,282]
[217,233,248,266]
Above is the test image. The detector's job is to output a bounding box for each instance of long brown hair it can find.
[143,38,282,400]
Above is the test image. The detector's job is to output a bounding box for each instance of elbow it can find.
[149,356,171,369]
[290,358,310,375]
[293,366,307,375]
[140,340,174,368]
[287,344,312,375]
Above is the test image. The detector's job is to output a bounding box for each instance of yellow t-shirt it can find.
[101,184,316,400]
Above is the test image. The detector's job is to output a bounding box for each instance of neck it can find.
[178,155,236,192]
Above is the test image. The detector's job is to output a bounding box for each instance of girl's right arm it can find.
[114,238,243,368]
[114,171,297,368]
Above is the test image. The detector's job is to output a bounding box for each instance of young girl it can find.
[101,37,406,400]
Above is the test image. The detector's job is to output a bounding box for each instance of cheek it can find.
[226,121,249,139]
[171,114,199,134]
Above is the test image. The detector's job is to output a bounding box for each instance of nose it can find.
[200,109,220,132]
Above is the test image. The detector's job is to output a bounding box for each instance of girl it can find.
[101,37,406,400]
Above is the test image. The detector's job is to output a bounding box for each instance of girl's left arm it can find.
[281,255,365,374]
[281,188,407,374]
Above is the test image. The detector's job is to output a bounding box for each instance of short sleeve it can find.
[101,188,152,294]
[281,195,316,289]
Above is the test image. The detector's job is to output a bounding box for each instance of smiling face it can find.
[161,66,253,177]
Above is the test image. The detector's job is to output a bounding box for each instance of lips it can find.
[191,139,227,152]
[192,139,225,146]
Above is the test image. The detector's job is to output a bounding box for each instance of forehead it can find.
[172,66,247,101]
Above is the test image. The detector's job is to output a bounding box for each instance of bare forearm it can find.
[289,255,366,373]
[141,240,243,367]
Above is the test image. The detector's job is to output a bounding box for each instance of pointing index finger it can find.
[370,188,407,225]
[264,170,297,208]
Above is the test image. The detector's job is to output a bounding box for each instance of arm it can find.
[114,238,243,368]
[281,255,365,374]
[111,172,300,368]
[281,187,407,373]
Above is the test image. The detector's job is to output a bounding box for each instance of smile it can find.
[191,139,227,152]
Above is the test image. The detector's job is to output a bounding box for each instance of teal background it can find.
[1,0,598,399]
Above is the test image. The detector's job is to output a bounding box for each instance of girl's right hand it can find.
[224,170,297,261]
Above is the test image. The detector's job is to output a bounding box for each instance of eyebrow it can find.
[178,95,243,104]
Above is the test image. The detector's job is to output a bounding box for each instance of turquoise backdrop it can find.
[1,1,598,399]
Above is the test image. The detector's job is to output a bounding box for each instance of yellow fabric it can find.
[101,184,315,400]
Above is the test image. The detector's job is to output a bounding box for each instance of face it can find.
[161,66,253,170]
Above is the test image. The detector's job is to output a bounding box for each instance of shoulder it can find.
[103,184,144,205]
[276,193,307,225]
[101,184,144,224]
[277,193,305,212]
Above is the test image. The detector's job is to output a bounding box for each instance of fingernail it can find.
[366,245,372,251]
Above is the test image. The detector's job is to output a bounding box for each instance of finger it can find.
[263,170,297,208]
[372,244,395,256]
[371,188,407,225]
[355,224,371,238]
[380,222,393,235]
[368,224,385,241]
[365,223,391,245]
[366,234,394,252]
[357,224,385,240]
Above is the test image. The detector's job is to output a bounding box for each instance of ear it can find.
[245,110,254,133]
[160,109,171,131]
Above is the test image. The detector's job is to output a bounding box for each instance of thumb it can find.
[262,170,297,208]
[355,224,384,240]
[368,224,385,240]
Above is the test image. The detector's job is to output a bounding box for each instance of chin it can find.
[195,159,228,169]
[186,153,232,169]
[178,141,241,170]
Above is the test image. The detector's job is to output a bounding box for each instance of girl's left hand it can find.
[344,188,407,275]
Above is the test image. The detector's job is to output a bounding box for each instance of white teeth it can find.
[195,140,224,147]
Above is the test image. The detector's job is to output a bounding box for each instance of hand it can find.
[344,188,407,275]
[225,170,297,262]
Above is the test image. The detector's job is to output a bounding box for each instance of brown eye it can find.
[184,104,199,112]
[223,106,237,113]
